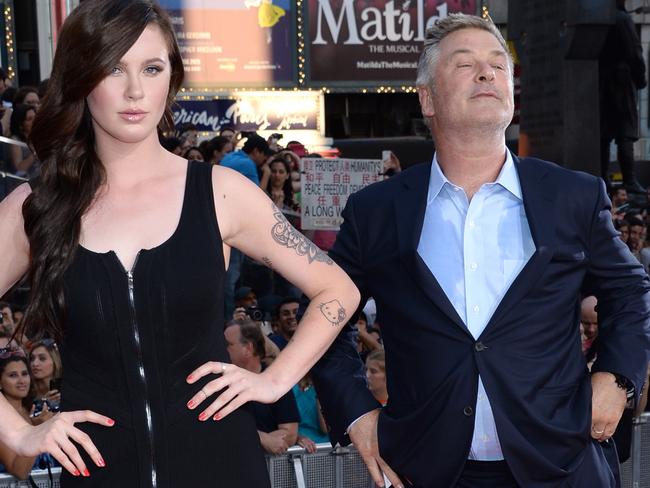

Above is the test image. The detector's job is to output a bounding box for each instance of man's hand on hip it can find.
[349,409,403,488]
[591,372,628,442]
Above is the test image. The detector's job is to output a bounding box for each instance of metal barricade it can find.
[621,412,650,488]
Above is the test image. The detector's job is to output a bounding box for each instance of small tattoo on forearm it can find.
[271,204,333,265]
[261,256,273,270]
[319,299,347,326]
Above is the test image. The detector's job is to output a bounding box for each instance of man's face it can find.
[419,28,514,135]
[629,224,644,248]
[580,309,598,341]
[277,302,299,339]
[224,325,248,368]
[613,189,628,206]
[250,148,268,167]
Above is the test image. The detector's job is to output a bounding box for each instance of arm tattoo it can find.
[271,204,333,265]
[261,256,273,270]
[319,299,347,327]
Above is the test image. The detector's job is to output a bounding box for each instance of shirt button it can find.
[473,305,480,313]
[474,341,487,352]
[470,262,478,270]
[463,406,474,416]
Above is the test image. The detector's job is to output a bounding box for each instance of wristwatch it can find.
[613,373,635,399]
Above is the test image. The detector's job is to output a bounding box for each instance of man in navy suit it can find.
[311,13,650,488]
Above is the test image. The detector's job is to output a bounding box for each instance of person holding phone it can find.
[29,339,62,413]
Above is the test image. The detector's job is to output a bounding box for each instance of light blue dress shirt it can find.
[417,151,535,461]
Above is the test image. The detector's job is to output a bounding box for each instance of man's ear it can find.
[418,85,435,118]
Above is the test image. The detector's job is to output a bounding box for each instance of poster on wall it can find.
[306,0,477,85]
[159,0,295,88]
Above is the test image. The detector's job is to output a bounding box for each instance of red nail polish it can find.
[213,413,221,421]
[83,469,90,477]
[187,399,195,409]
[73,469,80,477]
[106,418,115,426]
[187,374,194,382]
[199,412,208,421]
[97,458,106,467]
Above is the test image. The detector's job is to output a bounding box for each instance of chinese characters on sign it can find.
[301,158,383,230]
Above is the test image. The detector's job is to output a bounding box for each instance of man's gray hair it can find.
[416,13,513,91]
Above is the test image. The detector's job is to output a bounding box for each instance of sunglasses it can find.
[0,347,26,359]
[37,338,57,349]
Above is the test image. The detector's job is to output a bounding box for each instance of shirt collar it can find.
[427,149,522,204]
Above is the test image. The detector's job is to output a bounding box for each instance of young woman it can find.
[29,339,62,412]
[8,104,37,176]
[265,156,296,210]
[0,1,358,486]
[365,349,388,406]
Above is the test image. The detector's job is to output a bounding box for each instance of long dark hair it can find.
[266,156,296,210]
[20,0,184,341]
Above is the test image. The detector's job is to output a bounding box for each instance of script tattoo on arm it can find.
[271,204,333,265]
[261,256,273,270]
[319,299,347,327]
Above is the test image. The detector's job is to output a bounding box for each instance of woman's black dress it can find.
[58,161,270,487]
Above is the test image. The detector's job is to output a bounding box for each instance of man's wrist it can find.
[612,373,636,399]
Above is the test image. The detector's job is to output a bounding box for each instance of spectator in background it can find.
[269,298,299,350]
[615,219,630,245]
[355,312,382,362]
[627,216,646,259]
[183,146,204,162]
[266,156,297,210]
[0,354,37,479]
[0,302,14,337]
[279,149,302,195]
[13,87,40,112]
[29,339,62,414]
[580,296,599,358]
[366,350,388,406]
[8,104,37,176]
[205,135,233,165]
[0,78,14,137]
[292,374,330,453]
[160,136,183,155]
[219,126,237,143]
[177,122,197,147]
[221,134,273,188]
[224,320,299,455]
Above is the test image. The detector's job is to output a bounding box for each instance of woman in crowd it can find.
[265,156,297,210]
[13,87,40,112]
[30,339,62,413]
[182,146,204,162]
[8,104,37,176]
[0,1,359,485]
[366,349,388,406]
[205,135,233,165]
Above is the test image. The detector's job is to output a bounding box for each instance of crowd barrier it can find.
[1,414,649,488]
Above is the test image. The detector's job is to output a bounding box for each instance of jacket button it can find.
[463,406,474,416]
[474,342,487,352]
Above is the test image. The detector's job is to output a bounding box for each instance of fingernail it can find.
[73,469,80,477]
[97,458,105,467]
[82,469,90,477]
[106,418,115,426]
[213,413,221,421]
[186,374,194,382]
[199,412,209,421]
[187,399,195,409]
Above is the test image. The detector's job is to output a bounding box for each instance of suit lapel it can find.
[394,164,469,335]
[482,156,558,334]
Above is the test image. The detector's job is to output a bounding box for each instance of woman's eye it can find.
[144,66,163,75]
[110,66,122,75]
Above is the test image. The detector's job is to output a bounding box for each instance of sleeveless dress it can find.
[57,161,270,487]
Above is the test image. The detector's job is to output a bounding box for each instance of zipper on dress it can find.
[123,253,157,488]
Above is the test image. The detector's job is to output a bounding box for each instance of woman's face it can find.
[30,346,54,381]
[270,161,289,187]
[22,108,35,136]
[186,148,203,161]
[1,360,30,400]
[23,91,40,111]
[86,24,171,147]
[365,360,386,394]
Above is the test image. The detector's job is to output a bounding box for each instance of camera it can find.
[246,306,264,322]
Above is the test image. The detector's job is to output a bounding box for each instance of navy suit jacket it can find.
[311,156,650,488]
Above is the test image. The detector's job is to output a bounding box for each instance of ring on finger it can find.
[199,388,208,399]
[592,427,605,435]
